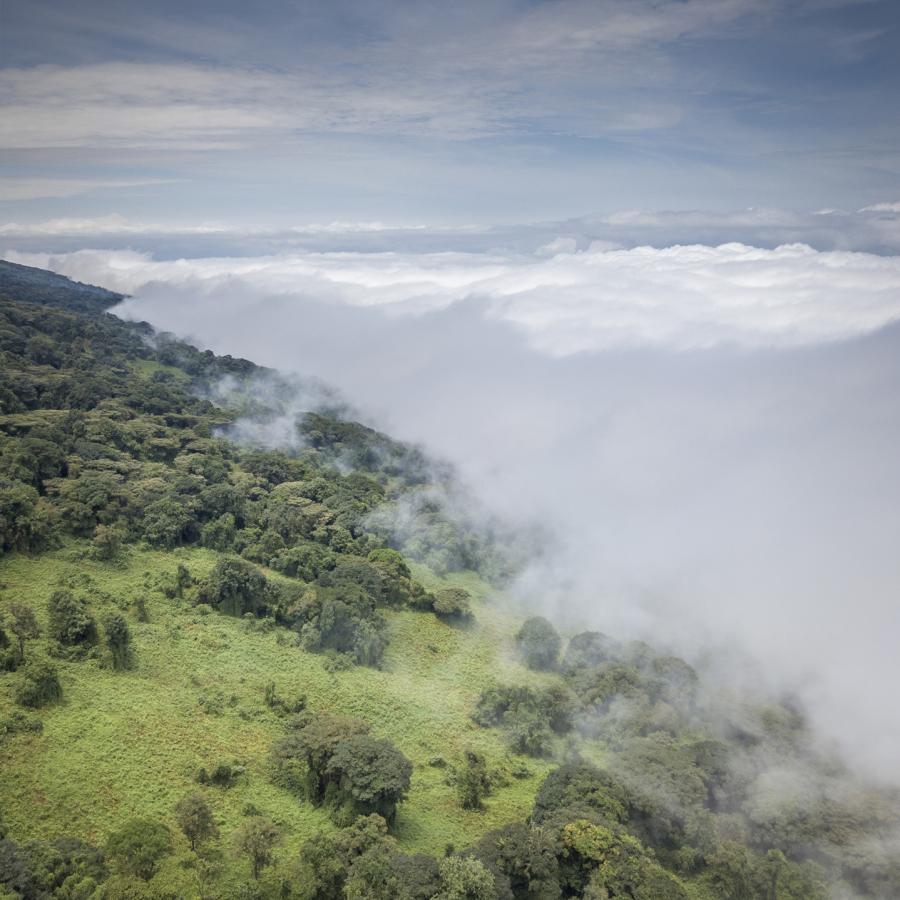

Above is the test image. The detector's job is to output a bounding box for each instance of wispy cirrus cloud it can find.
[0,0,896,222]
[0,2,886,150]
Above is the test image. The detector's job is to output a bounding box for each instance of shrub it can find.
[14,656,62,708]
[456,750,492,810]
[102,611,133,670]
[263,681,306,716]
[1,709,44,740]
[196,761,245,788]
[0,622,15,672]
[132,596,150,622]
[433,588,473,623]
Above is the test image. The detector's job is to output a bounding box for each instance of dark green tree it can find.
[20,836,107,898]
[515,617,560,671]
[197,557,268,617]
[47,590,97,646]
[102,612,133,670]
[325,734,413,824]
[91,522,127,561]
[232,816,279,880]
[141,495,192,548]
[457,750,492,811]
[7,602,40,661]
[475,820,562,899]
[105,819,173,881]
[0,479,54,554]
[435,856,498,900]
[532,761,629,827]
[271,712,370,801]
[200,513,236,551]
[560,820,687,900]
[174,792,219,852]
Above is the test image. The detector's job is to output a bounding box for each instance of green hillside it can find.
[1,262,898,899]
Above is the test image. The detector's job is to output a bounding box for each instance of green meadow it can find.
[0,542,559,884]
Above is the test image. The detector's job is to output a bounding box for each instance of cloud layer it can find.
[13,237,900,781]
[12,240,900,352]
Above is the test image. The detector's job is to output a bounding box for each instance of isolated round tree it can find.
[515,616,561,670]
[174,791,219,851]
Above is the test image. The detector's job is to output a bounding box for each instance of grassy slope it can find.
[0,544,561,887]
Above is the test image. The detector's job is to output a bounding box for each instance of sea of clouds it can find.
[8,223,900,781]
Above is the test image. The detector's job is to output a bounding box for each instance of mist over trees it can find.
[1,261,898,899]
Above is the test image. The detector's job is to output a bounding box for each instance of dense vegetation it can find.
[1,259,898,899]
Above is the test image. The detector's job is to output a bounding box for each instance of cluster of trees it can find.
[0,762,841,900]
[474,684,576,757]
[285,759,832,900]
[189,548,464,668]
[0,791,283,894]
[475,617,900,896]
[1,587,134,712]
[271,711,413,826]
[365,484,520,583]
[0,267,483,676]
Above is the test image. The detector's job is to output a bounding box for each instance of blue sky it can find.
[2,0,899,226]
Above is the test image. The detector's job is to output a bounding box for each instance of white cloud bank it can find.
[11,238,900,781]
[11,241,900,352]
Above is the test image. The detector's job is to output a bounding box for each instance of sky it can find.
[3,1,900,781]
[1,0,900,225]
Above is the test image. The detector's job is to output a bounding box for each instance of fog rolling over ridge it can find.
[17,237,900,782]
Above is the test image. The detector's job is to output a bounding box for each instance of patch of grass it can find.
[0,542,568,885]
[129,358,192,382]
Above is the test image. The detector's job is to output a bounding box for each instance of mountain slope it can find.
[1,262,898,900]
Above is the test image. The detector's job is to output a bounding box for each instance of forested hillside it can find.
[1,259,898,899]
